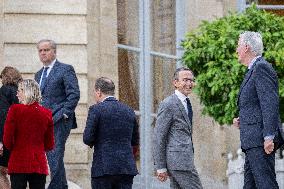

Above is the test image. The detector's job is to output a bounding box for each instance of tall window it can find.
[117,0,182,188]
[117,0,177,112]
[244,0,284,15]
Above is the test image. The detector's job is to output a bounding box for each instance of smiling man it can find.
[153,67,203,189]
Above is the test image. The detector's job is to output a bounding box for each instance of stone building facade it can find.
[0,0,266,188]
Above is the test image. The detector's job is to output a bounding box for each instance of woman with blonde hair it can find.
[3,79,54,189]
[0,66,22,189]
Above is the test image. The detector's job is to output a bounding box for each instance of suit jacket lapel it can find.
[173,94,191,127]
[41,60,59,93]
[237,57,262,105]
[35,67,44,84]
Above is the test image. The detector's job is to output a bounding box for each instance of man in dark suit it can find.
[35,39,80,189]
[83,77,139,189]
[153,67,203,189]
[233,31,283,189]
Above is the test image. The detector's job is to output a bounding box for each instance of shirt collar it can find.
[175,90,188,102]
[102,96,115,102]
[44,59,56,69]
[248,56,261,70]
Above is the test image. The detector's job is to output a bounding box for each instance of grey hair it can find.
[173,67,194,81]
[239,31,263,56]
[95,77,115,96]
[37,39,57,52]
[18,79,42,105]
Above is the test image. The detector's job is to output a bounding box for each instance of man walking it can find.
[233,31,283,189]
[153,67,203,189]
[35,39,80,189]
[83,77,139,189]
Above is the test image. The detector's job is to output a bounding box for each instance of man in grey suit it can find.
[233,31,283,189]
[35,39,80,189]
[153,67,203,189]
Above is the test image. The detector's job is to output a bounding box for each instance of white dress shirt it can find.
[39,59,56,86]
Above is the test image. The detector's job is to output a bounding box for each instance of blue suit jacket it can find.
[35,60,80,129]
[83,97,139,178]
[238,57,283,150]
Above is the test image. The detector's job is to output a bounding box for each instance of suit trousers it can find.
[91,174,134,189]
[47,119,71,189]
[168,169,203,189]
[244,147,278,189]
[10,173,46,189]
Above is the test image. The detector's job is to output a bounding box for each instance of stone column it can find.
[0,0,4,71]
[88,0,118,97]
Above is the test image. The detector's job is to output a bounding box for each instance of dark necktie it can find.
[40,67,49,91]
[186,98,193,124]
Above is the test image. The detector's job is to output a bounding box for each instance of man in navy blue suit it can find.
[233,31,283,189]
[83,77,139,189]
[35,39,80,189]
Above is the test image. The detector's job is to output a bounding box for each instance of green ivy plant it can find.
[181,5,284,125]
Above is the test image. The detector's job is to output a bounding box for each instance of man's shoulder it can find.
[255,57,271,68]
[106,99,134,112]
[161,94,176,106]
[56,60,70,67]
[254,58,276,75]
[55,61,74,70]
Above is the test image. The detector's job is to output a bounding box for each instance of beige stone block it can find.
[4,14,87,44]
[196,1,224,21]
[64,134,88,163]
[78,74,88,104]
[75,104,88,116]
[4,0,87,15]
[4,44,87,74]
[3,44,42,73]
[187,0,224,30]
[66,165,91,189]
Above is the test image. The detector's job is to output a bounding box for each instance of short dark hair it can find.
[173,67,194,81]
[0,66,23,86]
[95,77,115,95]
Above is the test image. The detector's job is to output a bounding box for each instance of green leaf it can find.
[181,5,284,125]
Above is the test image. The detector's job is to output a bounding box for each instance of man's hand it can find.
[156,171,169,182]
[233,117,240,129]
[264,139,274,154]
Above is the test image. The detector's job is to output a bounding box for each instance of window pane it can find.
[118,49,140,111]
[151,0,176,55]
[152,55,176,113]
[248,0,284,15]
[117,0,139,47]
